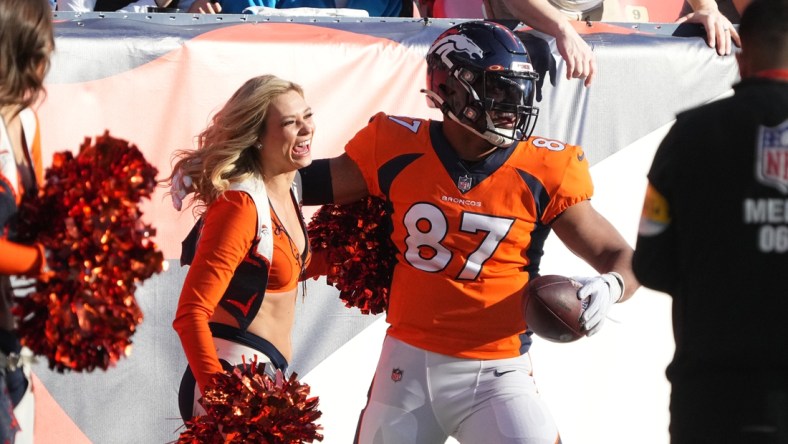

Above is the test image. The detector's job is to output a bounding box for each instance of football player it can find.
[300,21,639,444]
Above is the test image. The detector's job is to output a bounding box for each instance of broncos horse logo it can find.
[428,34,484,70]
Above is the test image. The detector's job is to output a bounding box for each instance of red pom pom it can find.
[13,131,164,372]
[178,360,323,444]
[307,196,396,315]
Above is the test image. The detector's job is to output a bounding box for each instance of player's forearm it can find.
[583,242,639,302]
[608,252,639,302]
[500,0,574,37]
[330,155,370,204]
[301,154,369,205]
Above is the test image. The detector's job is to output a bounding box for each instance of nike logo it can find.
[493,369,516,377]
[577,152,586,162]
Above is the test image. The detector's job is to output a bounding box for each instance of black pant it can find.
[0,330,27,407]
[670,372,788,444]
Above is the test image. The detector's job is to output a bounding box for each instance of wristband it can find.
[606,271,625,303]
[299,158,334,205]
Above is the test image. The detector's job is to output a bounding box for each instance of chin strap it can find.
[421,88,513,147]
[445,111,508,146]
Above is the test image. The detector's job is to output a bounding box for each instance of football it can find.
[524,275,587,343]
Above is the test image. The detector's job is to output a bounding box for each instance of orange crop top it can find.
[268,209,307,292]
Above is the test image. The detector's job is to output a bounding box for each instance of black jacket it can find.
[632,77,788,382]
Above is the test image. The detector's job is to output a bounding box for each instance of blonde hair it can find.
[168,75,305,212]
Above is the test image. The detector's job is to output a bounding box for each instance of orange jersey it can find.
[345,112,593,359]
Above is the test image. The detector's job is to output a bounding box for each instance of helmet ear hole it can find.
[458,68,477,83]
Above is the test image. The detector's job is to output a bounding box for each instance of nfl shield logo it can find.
[391,368,403,382]
[457,175,472,192]
[756,120,788,194]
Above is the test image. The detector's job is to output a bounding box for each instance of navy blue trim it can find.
[518,330,534,355]
[0,180,18,239]
[516,168,552,276]
[180,208,273,332]
[516,168,549,223]
[179,218,202,267]
[209,322,288,370]
[524,223,551,276]
[177,367,197,421]
[378,154,422,198]
[292,188,310,269]
[177,323,289,421]
[218,258,270,332]
[429,121,515,194]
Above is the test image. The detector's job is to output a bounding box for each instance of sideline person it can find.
[633,0,788,442]
[168,75,316,421]
[678,0,749,55]
[0,0,54,441]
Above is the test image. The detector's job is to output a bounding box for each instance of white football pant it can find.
[356,335,560,444]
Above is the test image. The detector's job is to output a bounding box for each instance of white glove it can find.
[170,167,194,211]
[573,272,624,336]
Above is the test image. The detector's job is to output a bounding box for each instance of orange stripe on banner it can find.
[32,373,92,444]
[189,22,398,46]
